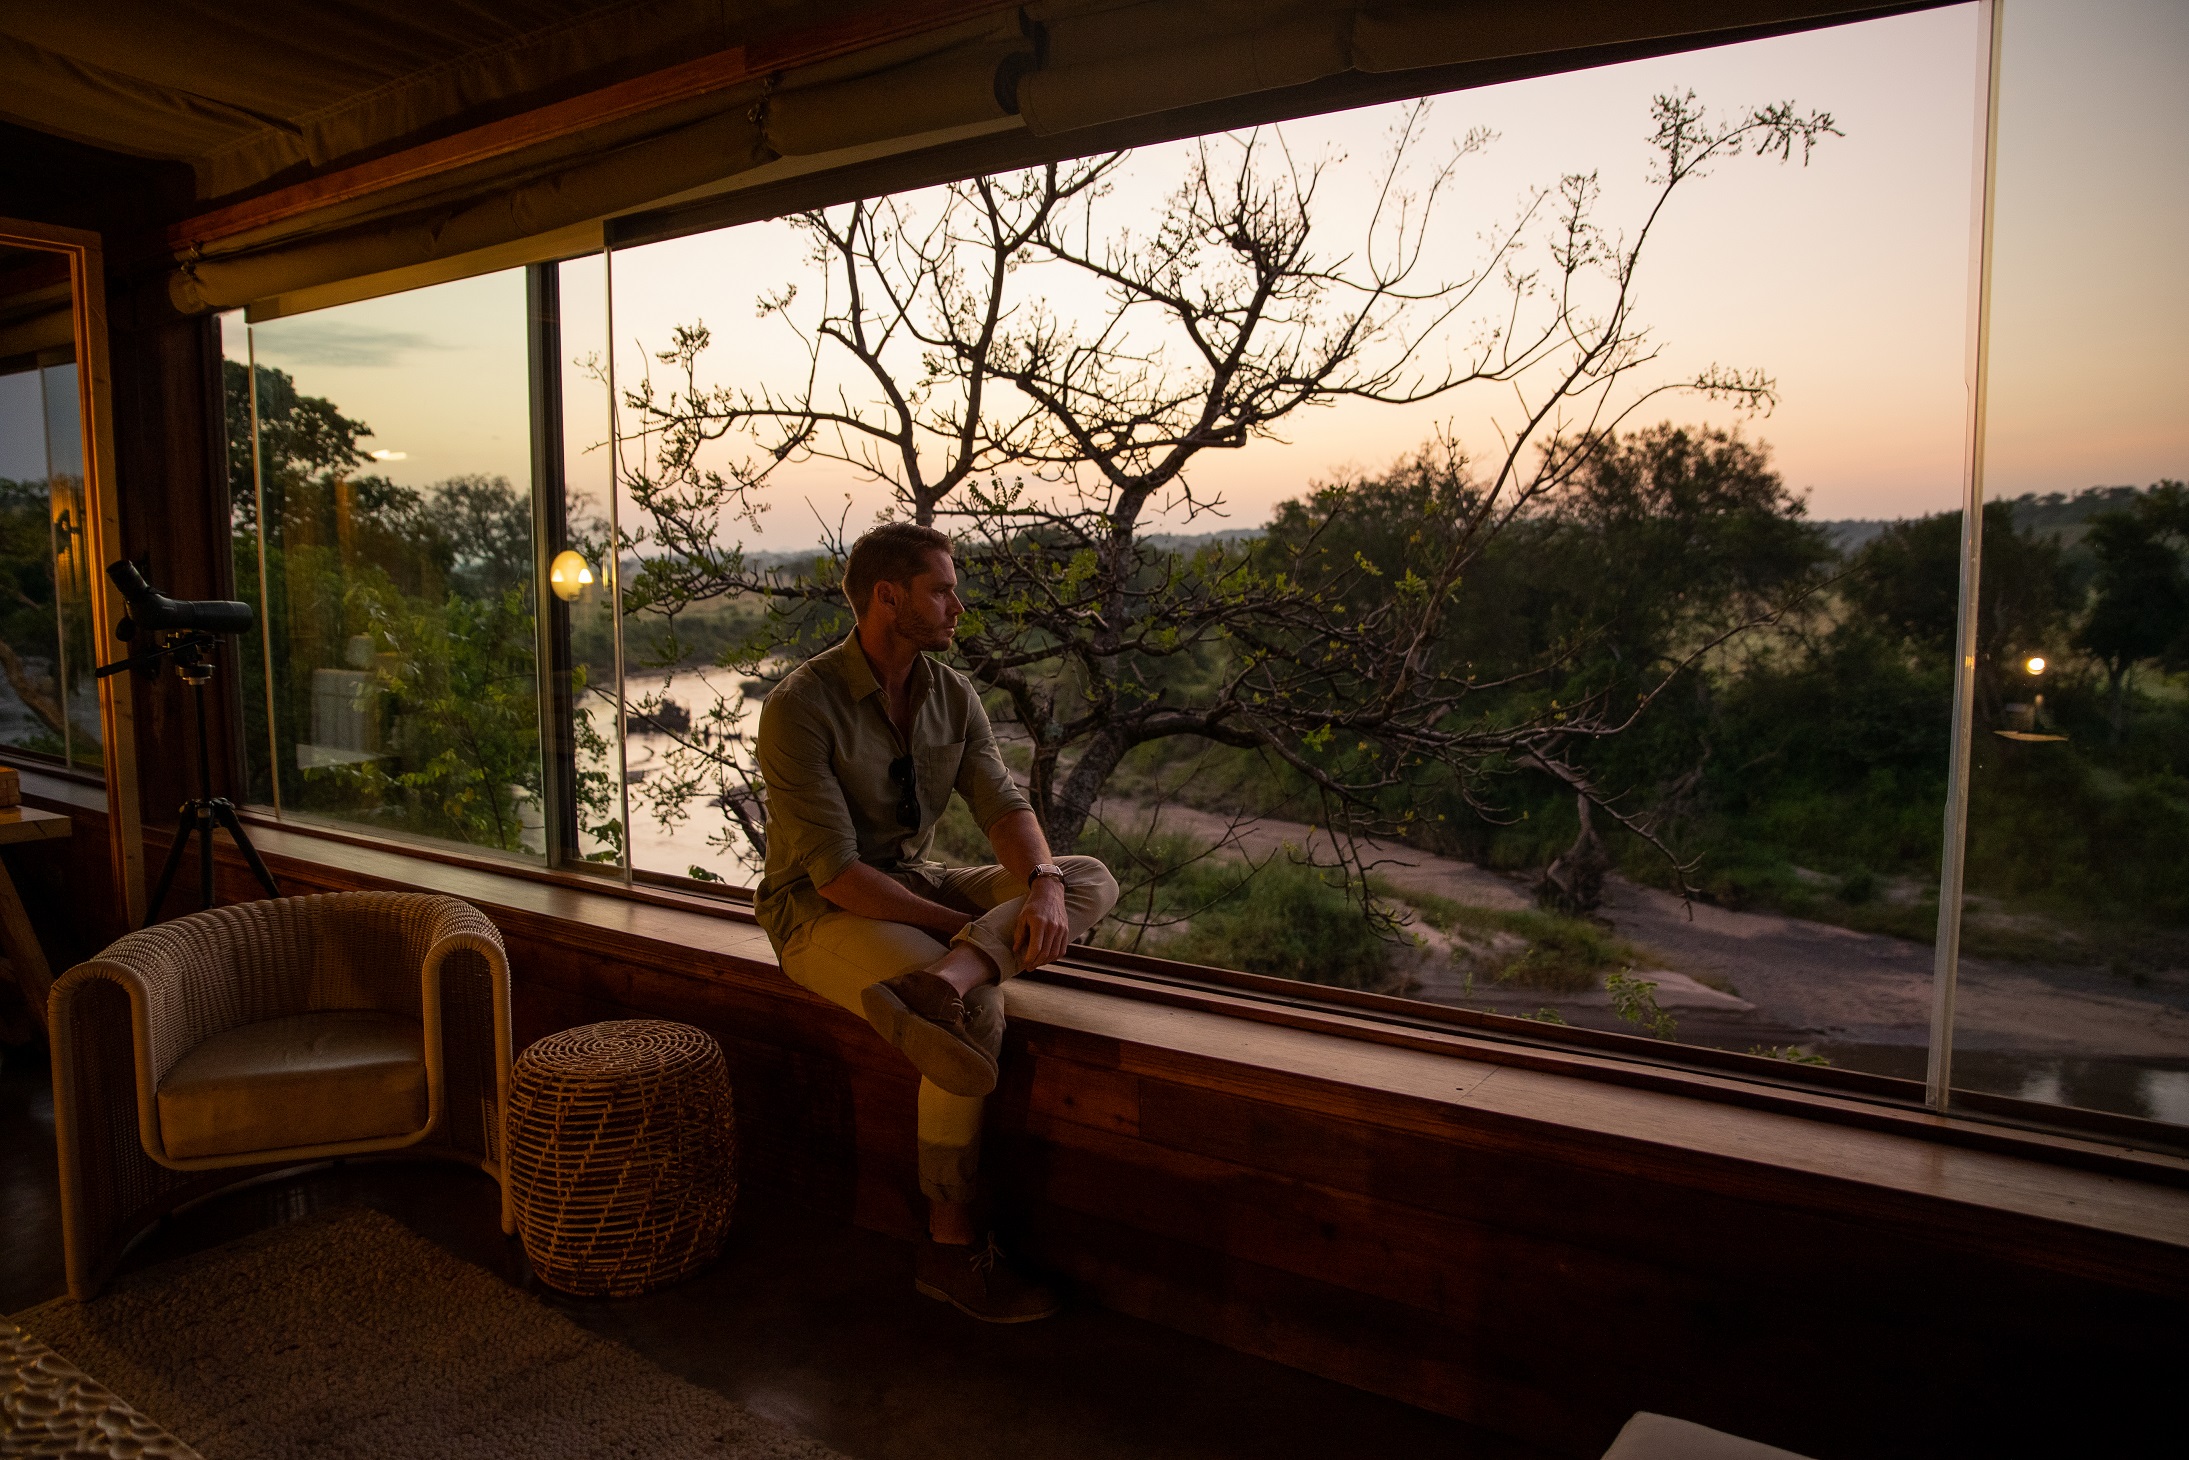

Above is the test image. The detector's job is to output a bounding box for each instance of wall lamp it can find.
[549,549,595,602]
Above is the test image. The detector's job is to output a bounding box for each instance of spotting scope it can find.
[94,559,281,921]
[106,561,254,637]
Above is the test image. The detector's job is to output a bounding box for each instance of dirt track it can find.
[1095,797,2189,1063]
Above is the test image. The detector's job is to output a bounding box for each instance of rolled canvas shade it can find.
[1017,0,1916,134]
[169,8,1029,313]
[1017,1,1354,137]
[766,16,1033,157]
[173,98,770,312]
[158,0,1920,313]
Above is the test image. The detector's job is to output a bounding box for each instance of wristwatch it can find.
[1029,862,1066,884]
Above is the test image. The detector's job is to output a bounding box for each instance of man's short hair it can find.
[843,522,954,616]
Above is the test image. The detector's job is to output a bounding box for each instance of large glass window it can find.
[590,5,1982,1083]
[1952,0,2189,1126]
[225,272,545,857]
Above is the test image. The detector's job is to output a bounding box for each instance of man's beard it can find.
[894,601,955,650]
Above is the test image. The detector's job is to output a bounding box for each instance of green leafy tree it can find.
[223,359,555,852]
[1842,501,2072,723]
[1264,423,1830,904]
[2076,487,2188,740]
[224,359,373,531]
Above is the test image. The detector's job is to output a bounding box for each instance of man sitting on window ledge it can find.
[755,521,1119,1323]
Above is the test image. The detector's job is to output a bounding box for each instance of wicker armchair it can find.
[47,892,513,1299]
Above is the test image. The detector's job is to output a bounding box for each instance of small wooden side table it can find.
[0,806,72,1031]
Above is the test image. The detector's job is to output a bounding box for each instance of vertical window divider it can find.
[246,326,282,816]
[527,263,577,868]
[1928,0,2007,1113]
[604,247,632,885]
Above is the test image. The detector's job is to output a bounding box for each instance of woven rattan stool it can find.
[507,1020,737,1297]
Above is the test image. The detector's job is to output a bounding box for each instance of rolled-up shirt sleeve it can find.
[957,702,1032,834]
[758,686,860,891]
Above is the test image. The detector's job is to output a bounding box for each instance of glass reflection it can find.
[1956,0,2189,1125]
[590,4,1989,1076]
[550,253,627,870]
[233,272,546,857]
[0,338,101,773]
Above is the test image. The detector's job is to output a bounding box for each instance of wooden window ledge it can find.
[64,804,2189,1298]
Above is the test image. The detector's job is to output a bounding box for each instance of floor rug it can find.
[9,1208,844,1460]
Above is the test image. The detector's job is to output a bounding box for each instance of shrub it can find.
[1403,889,1649,993]
[1165,855,1395,991]
[1605,970,1678,1039]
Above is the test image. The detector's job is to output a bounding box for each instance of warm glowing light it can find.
[2025,656,2047,676]
[367,449,407,461]
[549,549,595,602]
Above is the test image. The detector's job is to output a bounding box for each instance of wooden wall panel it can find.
[993,1044,2185,1460]
[77,827,2189,1460]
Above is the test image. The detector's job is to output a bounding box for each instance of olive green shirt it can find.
[754,635,1031,954]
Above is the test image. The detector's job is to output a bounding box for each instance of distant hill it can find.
[1817,519,1893,555]
[679,484,2173,570]
[1142,485,2175,560]
[2000,485,2154,545]
[740,547,836,570]
[1141,527,1264,551]
[1815,483,2167,559]
[705,530,1268,565]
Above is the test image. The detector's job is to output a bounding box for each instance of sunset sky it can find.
[234,0,2186,549]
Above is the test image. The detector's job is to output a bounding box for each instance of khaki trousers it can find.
[779,855,1118,1203]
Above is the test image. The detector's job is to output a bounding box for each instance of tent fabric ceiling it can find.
[2,0,1922,315]
[0,1,829,201]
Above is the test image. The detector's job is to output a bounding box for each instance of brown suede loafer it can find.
[915,1235,1061,1323]
[962,980,1005,1065]
[859,970,998,1096]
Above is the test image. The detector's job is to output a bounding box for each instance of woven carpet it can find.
[8,1208,846,1460]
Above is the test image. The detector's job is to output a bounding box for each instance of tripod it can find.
[98,630,280,924]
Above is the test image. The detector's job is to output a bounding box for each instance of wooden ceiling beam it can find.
[167,0,1021,254]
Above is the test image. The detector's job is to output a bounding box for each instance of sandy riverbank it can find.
[1092,797,2189,1069]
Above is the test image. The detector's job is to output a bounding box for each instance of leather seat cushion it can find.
[156,1010,429,1161]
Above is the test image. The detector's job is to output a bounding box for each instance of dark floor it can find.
[2,1040,1546,1460]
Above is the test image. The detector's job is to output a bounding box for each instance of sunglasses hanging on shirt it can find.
[888,754,921,828]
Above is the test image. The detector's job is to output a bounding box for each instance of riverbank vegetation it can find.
[217,337,2187,981]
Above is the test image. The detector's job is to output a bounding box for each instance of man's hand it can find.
[1012,875,1072,969]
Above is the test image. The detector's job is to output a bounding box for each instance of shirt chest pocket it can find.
[914,740,966,824]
